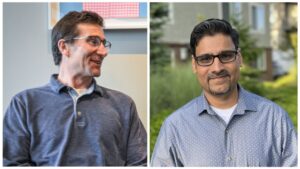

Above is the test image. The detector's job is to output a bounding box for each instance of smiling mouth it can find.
[209,75,229,80]
[91,60,102,65]
[208,75,230,85]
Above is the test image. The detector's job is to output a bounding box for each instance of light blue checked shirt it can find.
[151,85,297,167]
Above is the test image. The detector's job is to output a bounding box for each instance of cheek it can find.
[228,65,240,81]
[82,53,93,65]
[195,68,208,84]
[71,47,89,62]
[235,67,241,80]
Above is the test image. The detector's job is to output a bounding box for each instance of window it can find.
[256,51,267,71]
[250,4,265,32]
[180,47,188,60]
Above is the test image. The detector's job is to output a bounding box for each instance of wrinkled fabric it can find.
[151,85,297,167]
[4,74,147,166]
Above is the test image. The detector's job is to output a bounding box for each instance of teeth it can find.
[91,60,100,64]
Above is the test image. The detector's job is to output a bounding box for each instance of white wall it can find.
[100,54,147,126]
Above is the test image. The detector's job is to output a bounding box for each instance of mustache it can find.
[207,70,230,80]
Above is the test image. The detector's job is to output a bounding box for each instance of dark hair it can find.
[51,11,104,65]
[190,18,239,56]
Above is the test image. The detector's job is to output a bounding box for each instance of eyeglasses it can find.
[194,50,238,66]
[67,36,112,49]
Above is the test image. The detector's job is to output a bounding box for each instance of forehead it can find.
[196,33,235,55]
[76,23,104,36]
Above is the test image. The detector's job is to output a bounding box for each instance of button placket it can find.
[224,126,234,166]
[69,89,86,127]
[75,98,86,127]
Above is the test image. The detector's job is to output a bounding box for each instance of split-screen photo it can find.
[2,1,298,167]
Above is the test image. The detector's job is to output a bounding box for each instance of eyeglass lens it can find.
[195,50,237,66]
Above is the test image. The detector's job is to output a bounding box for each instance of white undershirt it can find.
[74,88,88,96]
[210,104,237,124]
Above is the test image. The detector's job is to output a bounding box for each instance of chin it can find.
[93,72,101,77]
[209,86,231,96]
[90,68,101,77]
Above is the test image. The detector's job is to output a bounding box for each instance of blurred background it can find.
[3,3,147,128]
[150,2,297,154]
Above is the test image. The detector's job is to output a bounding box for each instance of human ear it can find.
[239,56,243,67]
[192,56,197,73]
[57,39,70,57]
[237,48,243,67]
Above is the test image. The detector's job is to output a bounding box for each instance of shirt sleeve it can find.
[3,96,32,166]
[280,111,298,167]
[125,101,147,166]
[151,118,183,167]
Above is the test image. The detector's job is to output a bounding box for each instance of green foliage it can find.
[150,63,200,155]
[263,84,297,128]
[150,64,298,155]
[288,31,298,60]
[229,16,266,95]
[150,3,170,73]
[150,109,172,155]
[239,66,264,96]
[150,64,200,115]
[230,17,263,64]
[150,12,297,157]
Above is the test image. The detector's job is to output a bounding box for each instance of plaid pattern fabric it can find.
[83,2,139,18]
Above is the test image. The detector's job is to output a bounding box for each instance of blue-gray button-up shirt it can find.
[4,74,147,166]
[151,86,297,167]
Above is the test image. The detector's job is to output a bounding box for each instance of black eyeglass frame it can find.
[193,49,239,66]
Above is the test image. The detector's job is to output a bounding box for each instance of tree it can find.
[230,16,265,95]
[150,3,170,73]
[230,17,263,64]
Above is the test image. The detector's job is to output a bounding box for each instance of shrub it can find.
[150,64,200,115]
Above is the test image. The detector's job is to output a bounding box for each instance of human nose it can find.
[96,44,108,57]
[210,56,225,73]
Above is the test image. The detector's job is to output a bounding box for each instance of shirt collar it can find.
[93,82,104,96]
[234,85,257,114]
[197,94,211,115]
[197,84,257,116]
[49,74,103,96]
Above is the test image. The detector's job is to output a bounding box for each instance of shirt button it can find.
[227,156,232,161]
[77,111,82,116]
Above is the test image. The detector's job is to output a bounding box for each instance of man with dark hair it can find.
[4,11,147,166]
[151,18,297,167]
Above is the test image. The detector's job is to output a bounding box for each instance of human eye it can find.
[102,39,108,47]
[220,51,235,61]
[87,36,100,47]
[197,54,212,64]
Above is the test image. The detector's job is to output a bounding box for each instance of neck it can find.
[58,69,93,90]
[204,85,239,109]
